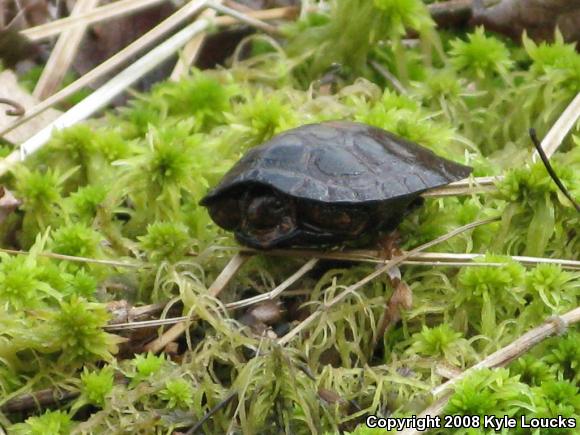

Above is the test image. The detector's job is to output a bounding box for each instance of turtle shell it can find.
[201,121,471,205]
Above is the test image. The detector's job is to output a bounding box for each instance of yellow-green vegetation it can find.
[0,0,578,433]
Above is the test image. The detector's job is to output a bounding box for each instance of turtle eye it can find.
[269,198,284,213]
[207,197,241,231]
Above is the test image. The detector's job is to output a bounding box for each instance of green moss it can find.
[49,297,120,366]
[1,3,579,433]
[10,410,72,435]
[80,365,115,407]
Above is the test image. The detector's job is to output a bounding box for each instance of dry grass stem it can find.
[170,5,220,80]
[533,92,580,161]
[21,0,166,41]
[22,3,297,41]
[0,15,212,176]
[241,248,580,270]
[421,176,501,197]
[207,1,281,35]
[0,247,139,268]
[225,258,319,310]
[0,5,296,139]
[400,307,580,435]
[143,252,249,352]
[0,0,208,139]
[432,307,580,396]
[208,252,252,297]
[33,0,100,100]
[277,217,499,346]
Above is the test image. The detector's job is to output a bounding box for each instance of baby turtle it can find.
[200,121,472,249]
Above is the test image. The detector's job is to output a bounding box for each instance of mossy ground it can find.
[0,1,578,433]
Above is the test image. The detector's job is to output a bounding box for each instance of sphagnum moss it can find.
[1,1,579,433]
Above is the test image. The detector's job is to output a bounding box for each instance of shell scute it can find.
[201,121,472,205]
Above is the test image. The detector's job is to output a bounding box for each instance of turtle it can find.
[200,121,472,249]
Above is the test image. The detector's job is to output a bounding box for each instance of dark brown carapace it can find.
[201,121,472,249]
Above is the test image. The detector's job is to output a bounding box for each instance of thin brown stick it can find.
[400,307,580,435]
[1,388,79,413]
[277,217,499,346]
[143,252,250,353]
[33,0,100,100]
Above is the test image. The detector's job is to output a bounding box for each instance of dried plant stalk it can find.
[0,0,208,139]
[0,247,139,268]
[277,217,499,346]
[207,0,280,35]
[226,258,318,310]
[33,0,100,100]
[422,176,501,197]
[400,307,580,435]
[0,5,296,140]
[208,252,252,297]
[170,5,219,80]
[143,252,250,353]
[22,0,165,41]
[241,248,580,270]
[0,15,212,176]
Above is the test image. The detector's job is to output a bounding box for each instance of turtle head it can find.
[236,185,299,249]
[201,184,300,249]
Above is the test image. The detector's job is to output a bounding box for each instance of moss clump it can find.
[0,1,578,432]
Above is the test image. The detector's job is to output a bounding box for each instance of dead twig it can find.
[1,388,79,413]
[207,1,281,35]
[33,0,100,100]
[0,247,140,268]
[170,5,220,80]
[277,217,499,346]
[240,248,580,270]
[143,252,251,353]
[21,0,166,41]
[400,307,580,435]
[226,258,319,310]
